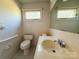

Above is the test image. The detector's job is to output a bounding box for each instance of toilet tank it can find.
[24,35,33,40]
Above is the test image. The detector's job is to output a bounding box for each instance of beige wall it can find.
[0,0,22,59]
[22,2,50,45]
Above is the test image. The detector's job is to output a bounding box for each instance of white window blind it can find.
[57,9,76,18]
[25,11,41,20]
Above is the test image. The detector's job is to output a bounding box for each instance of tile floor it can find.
[13,47,36,59]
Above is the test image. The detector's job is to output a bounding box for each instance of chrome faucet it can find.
[58,40,66,48]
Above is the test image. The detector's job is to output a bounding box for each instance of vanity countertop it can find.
[34,29,79,59]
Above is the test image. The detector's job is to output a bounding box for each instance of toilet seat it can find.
[20,40,30,50]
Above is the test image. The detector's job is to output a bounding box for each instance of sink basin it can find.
[42,40,55,50]
[42,40,62,54]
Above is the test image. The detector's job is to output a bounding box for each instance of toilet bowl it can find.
[20,40,30,50]
[20,34,33,55]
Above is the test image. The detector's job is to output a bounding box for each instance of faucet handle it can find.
[58,40,66,48]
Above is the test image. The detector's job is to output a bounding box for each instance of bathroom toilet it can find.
[20,34,33,55]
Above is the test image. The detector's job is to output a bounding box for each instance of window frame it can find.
[57,8,77,19]
[22,9,42,21]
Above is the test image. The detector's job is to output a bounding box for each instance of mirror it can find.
[50,0,79,33]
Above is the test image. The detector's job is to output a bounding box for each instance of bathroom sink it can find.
[41,40,63,54]
[42,40,56,50]
[57,41,77,57]
[42,40,77,57]
[62,45,77,57]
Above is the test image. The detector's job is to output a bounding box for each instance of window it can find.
[57,9,76,18]
[24,11,41,20]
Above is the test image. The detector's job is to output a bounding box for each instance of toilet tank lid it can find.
[24,34,33,40]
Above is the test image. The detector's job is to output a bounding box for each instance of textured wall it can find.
[50,0,79,33]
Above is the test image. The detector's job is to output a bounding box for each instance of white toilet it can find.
[20,34,33,55]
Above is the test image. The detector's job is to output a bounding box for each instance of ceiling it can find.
[19,0,49,4]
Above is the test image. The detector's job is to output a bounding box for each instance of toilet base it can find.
[24,49,29,55]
